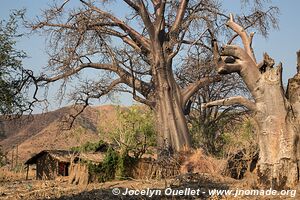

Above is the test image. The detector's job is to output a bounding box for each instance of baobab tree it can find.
[204,14,300,188]
[28,0,278,152]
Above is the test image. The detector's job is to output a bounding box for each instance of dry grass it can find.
[180,149,225,175]
[0,167,26,182]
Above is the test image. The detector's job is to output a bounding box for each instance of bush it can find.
[70,140,107,153]
[104,105,156,158]
[189,112,256,158]
[89,147,137,182]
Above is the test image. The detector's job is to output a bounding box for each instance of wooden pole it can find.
[297,50,300,73]
[11,148,14,170]
[26,164,29,180]
[16,145,18,170]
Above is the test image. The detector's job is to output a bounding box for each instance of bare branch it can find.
[170,0,189,35]
[38,63,116,82]
[61,78,123,130]
[39,62,151,97]
[118,88,156,108]
[123,0,140,12]
[226,14,256,62]
[123,0,156,39]
[202,96,256,111]
[80,0,151,51]
[89,78,124,99]
[137,0,155,39]
[181,76,221,108]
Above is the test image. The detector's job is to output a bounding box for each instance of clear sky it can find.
[1,0,300,112]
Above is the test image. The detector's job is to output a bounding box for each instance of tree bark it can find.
[206,15,300,189]
[153,61,192,152]
[155,87,191,152]
[286,51,300,185]
[254,65,299,189]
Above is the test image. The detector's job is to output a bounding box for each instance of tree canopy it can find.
[0,11,28,116]
[27,0,279,151]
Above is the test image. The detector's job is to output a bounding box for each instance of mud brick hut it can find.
[25,149,105,182]
[25,150,76,180]
[25,149,180,183]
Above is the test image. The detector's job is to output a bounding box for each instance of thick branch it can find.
[80,0,150,51]
[89,78,124,99]
[123,0,155,39]
[221,45,253,61]
[153,0,166,34]
[138,0,155,39]
[202,96,256,111]
[39,63,151,97]
[212,29,261,94]
[118,88,155,108]
[32,22,73,30]
[226,14,256,62]
[170,0,189,35]
[123,0,140,12]
[213,42,244,74]
[39,63,116,82]
[181,76,221,108]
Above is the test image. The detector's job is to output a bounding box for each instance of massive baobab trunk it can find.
[255,62,299,189]
[154,77,191,151]
[286,51,300,183]
[204,14,299,188]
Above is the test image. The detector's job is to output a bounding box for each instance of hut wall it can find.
[36,154,58,180]
[68,163,89,185]
[130,159,180,179]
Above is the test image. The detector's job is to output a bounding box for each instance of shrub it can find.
[70,140,106,153]
[88,147,137,182]
[104,105,156,159]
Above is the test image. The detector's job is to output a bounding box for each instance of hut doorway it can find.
[58,162,69,176]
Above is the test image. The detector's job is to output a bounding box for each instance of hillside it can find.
[0,105,119,163]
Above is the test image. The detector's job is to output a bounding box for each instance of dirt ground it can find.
[0,173,299,200]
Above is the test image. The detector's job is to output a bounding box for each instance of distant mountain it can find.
[0,105,119,163]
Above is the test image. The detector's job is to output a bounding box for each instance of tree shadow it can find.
[53,173,232,200]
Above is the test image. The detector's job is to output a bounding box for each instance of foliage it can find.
[70,139,106,153]
[0,146,7,167]
[104,105,156,159]
[0,10,28,115]
[88,147,136,182]
[115,152,137,180]
[189,113,255,158]
[221,118,257,158]
[88,147,118,182]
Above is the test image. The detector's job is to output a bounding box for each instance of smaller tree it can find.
[104,105,156,159]
[0,11,29,116]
